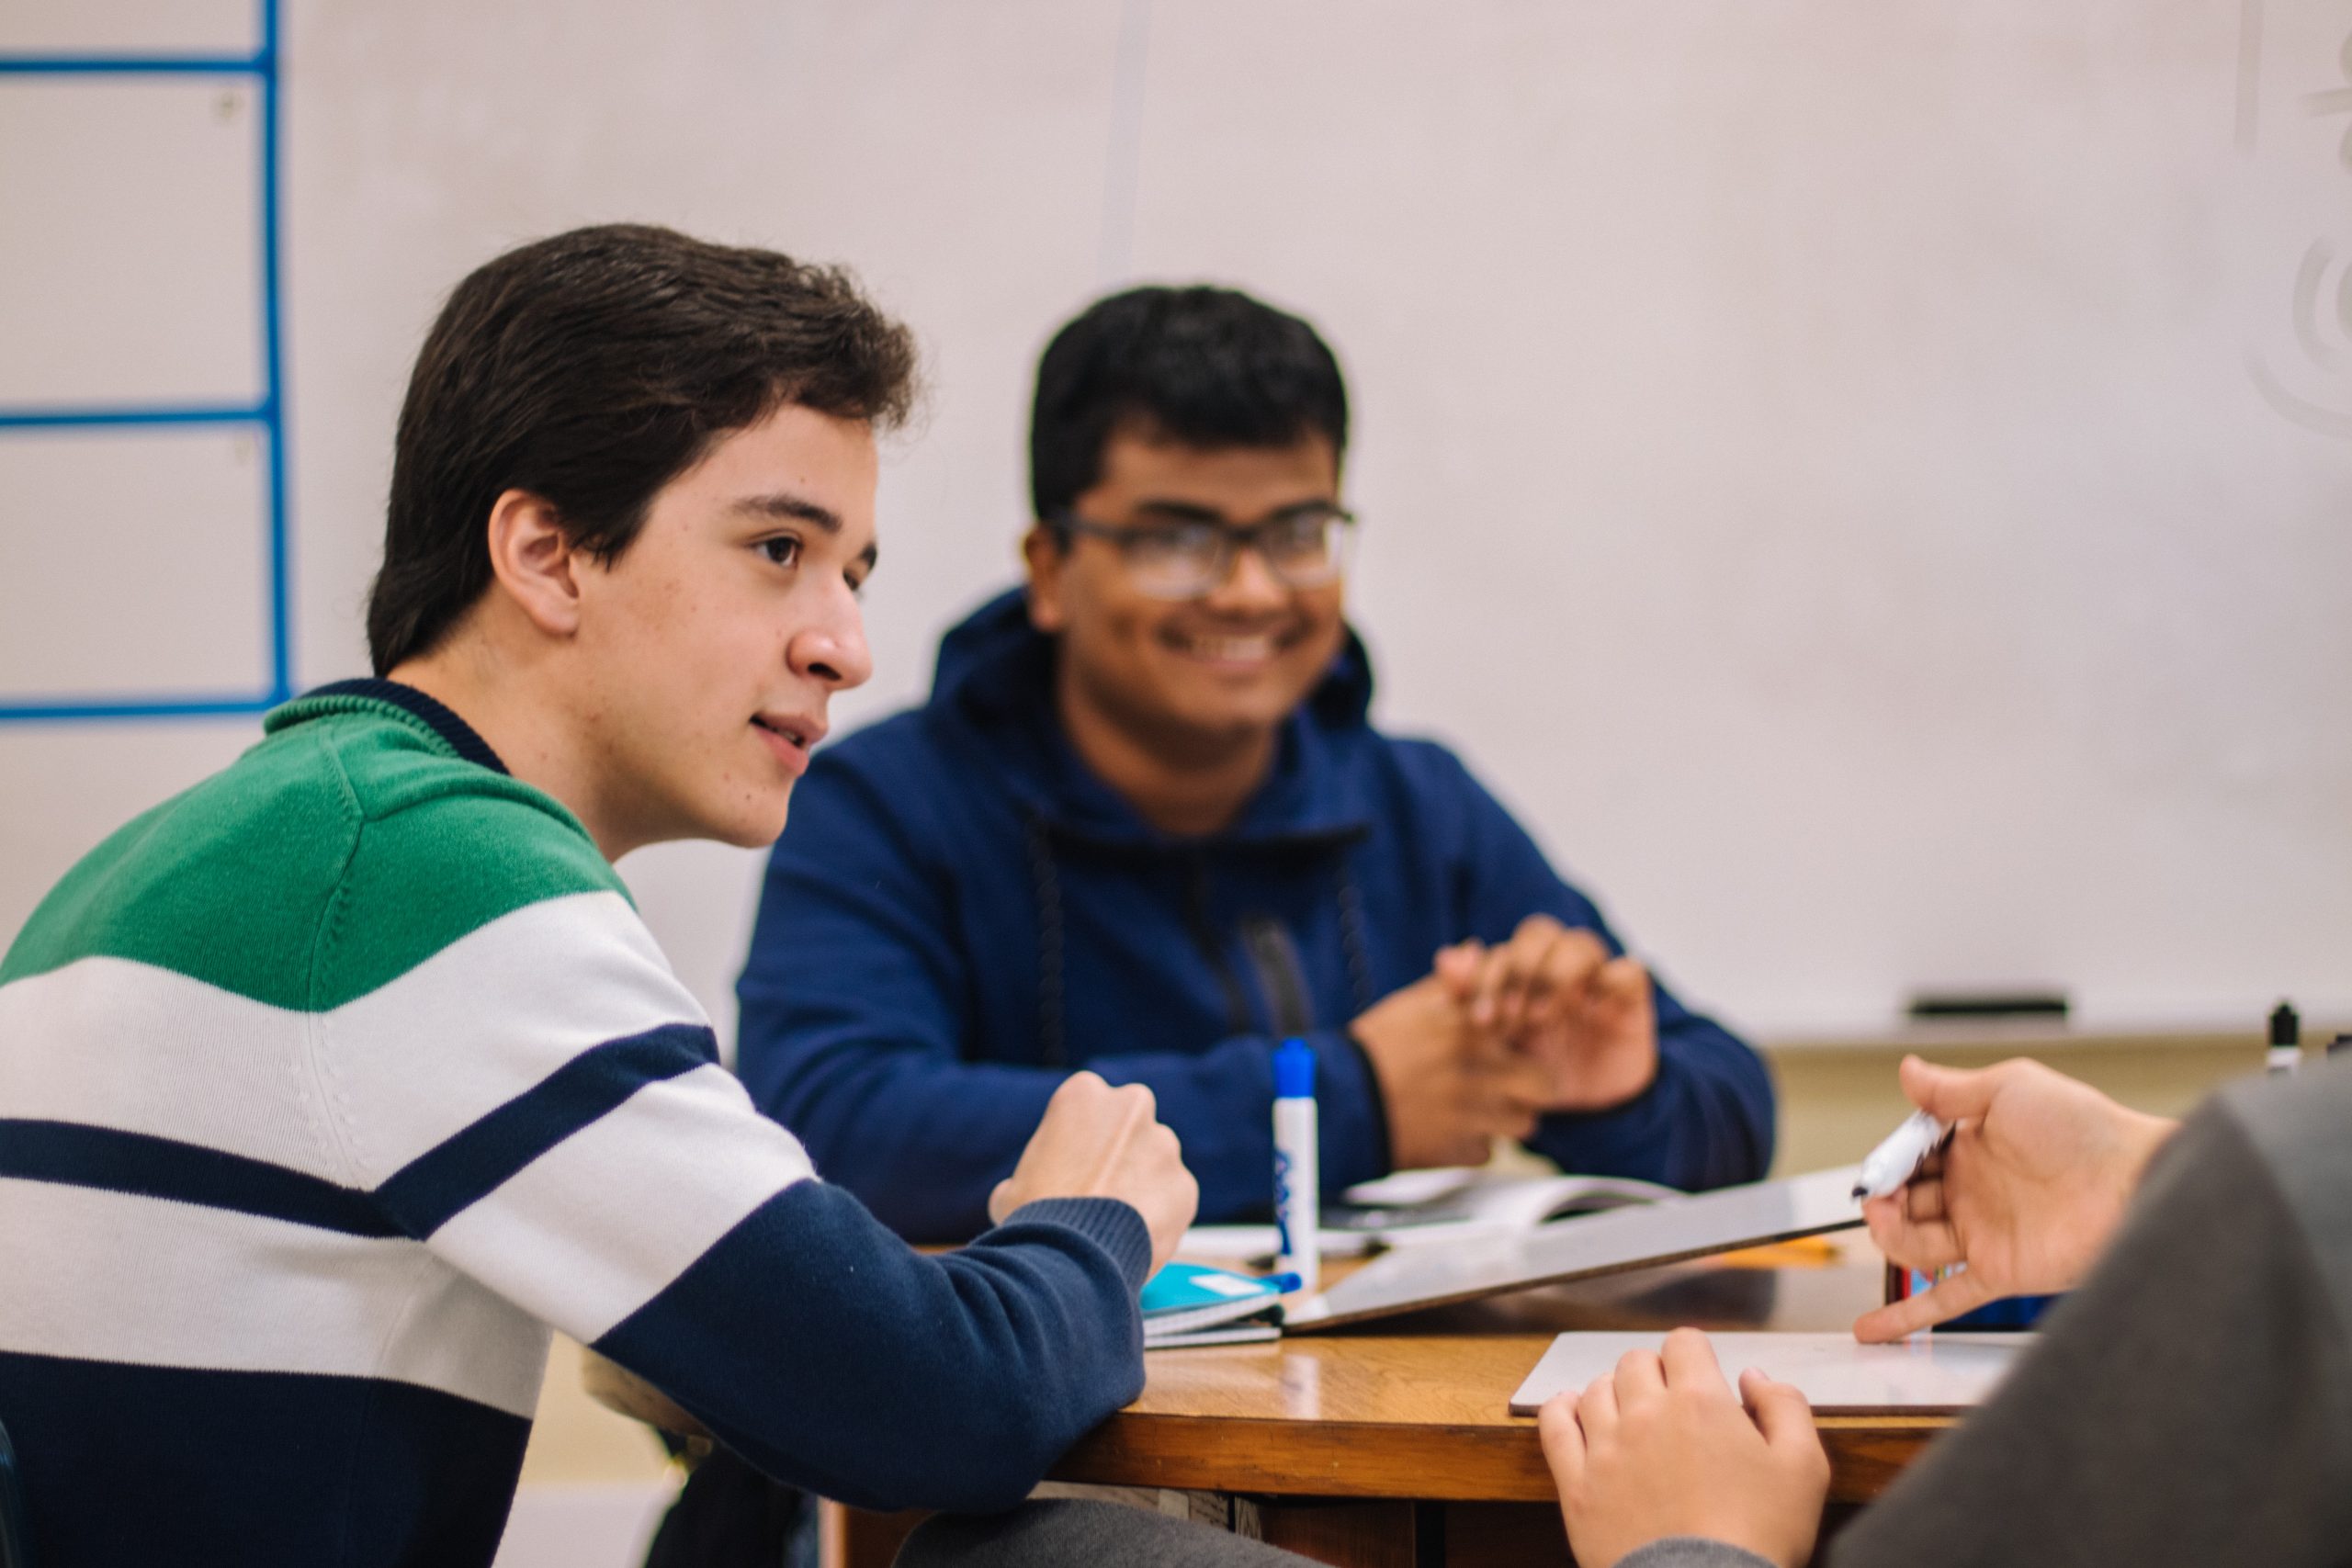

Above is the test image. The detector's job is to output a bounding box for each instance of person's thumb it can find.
[1593,955,1649,1009]
[1899,1054,1997,1125]
[1433,942,1483,998]
[1738,1369,1819,1452]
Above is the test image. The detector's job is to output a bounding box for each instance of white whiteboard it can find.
[6,0,2352,1047]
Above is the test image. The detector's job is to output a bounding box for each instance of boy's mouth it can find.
[1161,622,1304,667]
[752,712,824,752]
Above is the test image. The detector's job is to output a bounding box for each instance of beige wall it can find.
[520,1337,674,1488]
[501,1340,676,1567]
[1764,1033,2278,1179]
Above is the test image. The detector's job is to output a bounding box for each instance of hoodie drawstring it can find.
[1333,856,1375,1016]
[1024,818,1378,1058]
[1024,816,1069,1067]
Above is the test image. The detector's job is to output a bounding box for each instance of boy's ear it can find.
[1021,525,1068,634]
[485,490,583,638]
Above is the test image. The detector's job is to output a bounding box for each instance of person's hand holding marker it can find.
[1434,916,1659,1111]
[1539,1327,1829,1568]
[1852,1055,2177,1343]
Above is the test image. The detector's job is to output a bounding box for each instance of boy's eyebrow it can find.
[1128,499,1229,523]
[1130,497,1338,525]
[734,490,877,570]
[733,491,842,532]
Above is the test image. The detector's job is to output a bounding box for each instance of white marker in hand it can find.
[1852,1109,1952,1201]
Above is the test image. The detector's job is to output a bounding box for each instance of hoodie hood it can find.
[922,587,1379,847]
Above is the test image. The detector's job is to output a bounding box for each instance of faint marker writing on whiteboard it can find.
[2250,15,2352,437]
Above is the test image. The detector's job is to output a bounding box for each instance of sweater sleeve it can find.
[318,883,1151,1514]
[1825,1089,2352,1568]
[1435,752,1775,1189]
[1618,1542,1779,1568]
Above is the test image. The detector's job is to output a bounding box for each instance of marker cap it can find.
[1272,1038,1316,1100]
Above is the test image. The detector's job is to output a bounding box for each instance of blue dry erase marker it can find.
[1272,1038,1319,1293]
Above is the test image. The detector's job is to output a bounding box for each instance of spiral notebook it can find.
[1141,1262,1297,1348]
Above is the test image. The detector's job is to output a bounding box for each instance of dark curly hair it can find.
[1029,284,1346,521]
[367,223,917,673]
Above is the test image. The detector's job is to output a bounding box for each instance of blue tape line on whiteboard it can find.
[0,695,277,723]
[0,56,265,75]
[0,0,293,724]
[259,0,291,700]
[0,405,266,430]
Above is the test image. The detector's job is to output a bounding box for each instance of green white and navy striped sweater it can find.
[0,681,1153,1568]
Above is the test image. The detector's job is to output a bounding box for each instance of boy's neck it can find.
[1053,664,1278,838]
[387,640,638,863]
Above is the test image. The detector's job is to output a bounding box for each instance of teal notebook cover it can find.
[1141,1262,1299,1341]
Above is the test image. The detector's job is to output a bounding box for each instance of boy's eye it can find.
[760,536,801,568]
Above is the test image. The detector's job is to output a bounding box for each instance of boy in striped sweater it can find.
[0,224,1198,1568]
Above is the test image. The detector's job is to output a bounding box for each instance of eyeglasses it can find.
[1046,505,1358,601]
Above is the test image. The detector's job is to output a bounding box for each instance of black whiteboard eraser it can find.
[1905,992,2070,1021]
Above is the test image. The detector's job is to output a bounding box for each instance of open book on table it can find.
[1179,1167,1680,1265]
[1326,1166,1681,1242]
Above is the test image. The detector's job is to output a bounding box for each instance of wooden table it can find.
[830,1235,1949,1568]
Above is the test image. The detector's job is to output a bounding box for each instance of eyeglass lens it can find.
[1125,512,1352,597]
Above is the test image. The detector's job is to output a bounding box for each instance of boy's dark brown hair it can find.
[1029,284,1346,524]
[367,223,917,673]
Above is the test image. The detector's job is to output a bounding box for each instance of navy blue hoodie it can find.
[738,590,1774,1241]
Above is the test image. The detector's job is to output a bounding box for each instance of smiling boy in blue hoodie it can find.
[736,286,1775,1242]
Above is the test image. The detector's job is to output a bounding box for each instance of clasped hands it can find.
[1350,914,1661,1171]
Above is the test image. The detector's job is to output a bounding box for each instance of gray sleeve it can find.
[1827,1092,2352,1568]
[1617,1539,1779,1568]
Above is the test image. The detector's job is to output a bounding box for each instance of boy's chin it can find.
[699,790,795,850]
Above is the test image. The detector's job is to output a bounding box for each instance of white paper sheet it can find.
[1509,1331,2030,1416]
